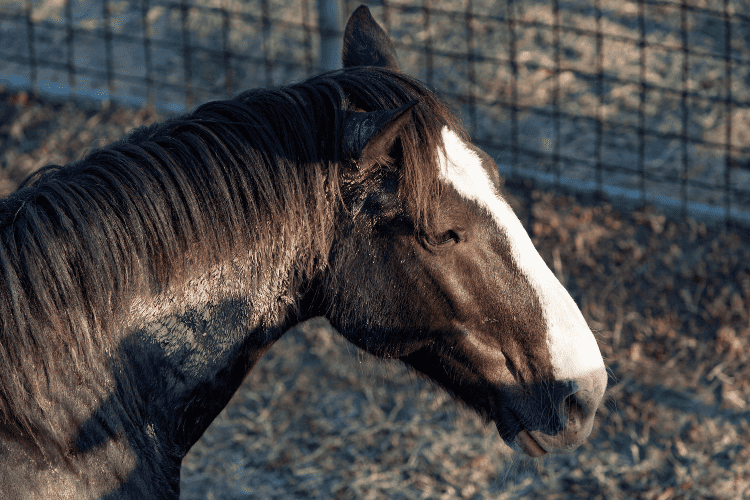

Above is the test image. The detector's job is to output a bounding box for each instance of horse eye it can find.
[425,230,460,247]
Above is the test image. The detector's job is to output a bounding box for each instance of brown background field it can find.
[1,87,749,499]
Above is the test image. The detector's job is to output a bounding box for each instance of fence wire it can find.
[1,0,749,228]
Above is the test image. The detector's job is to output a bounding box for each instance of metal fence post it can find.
[318,0,342,72]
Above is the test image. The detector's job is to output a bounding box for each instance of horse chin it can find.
[510,428,589,458]
[513,429,548,458]
[494,421,549,458]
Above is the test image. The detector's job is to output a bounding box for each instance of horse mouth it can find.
[494,413,549,458]
[514,429,548,458]
[495,412,549,458]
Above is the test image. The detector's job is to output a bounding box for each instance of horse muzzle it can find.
[498,368,607,457]
[516,392,600,457]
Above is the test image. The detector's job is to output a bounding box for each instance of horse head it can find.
[319,5,608,457]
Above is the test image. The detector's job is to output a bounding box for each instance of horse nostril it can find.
[557,388,600,448]
[523,373,606,454]
[562,393,586,429]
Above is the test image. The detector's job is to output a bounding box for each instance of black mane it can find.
[0,67,461,443]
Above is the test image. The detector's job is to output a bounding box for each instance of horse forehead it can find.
[435,128,536,301]
[436,128,517,231]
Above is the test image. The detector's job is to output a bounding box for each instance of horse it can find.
[0,5,607,498]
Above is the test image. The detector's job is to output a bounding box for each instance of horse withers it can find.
[0,5,606,498]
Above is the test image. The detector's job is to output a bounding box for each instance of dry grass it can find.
[1,89,748,499]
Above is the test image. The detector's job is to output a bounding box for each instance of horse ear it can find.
[342,5,401,71]
[343,100,418,164]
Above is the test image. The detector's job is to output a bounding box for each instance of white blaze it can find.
[436,128,605,386]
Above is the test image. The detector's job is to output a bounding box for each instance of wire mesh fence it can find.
[0,0,320,110]
[1,0,749,228]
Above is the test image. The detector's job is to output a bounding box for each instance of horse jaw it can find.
[436,127,608,454]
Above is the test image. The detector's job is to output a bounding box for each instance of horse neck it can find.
[122,247,305,445]
[113,184,334,460]
[0,115,338,496]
